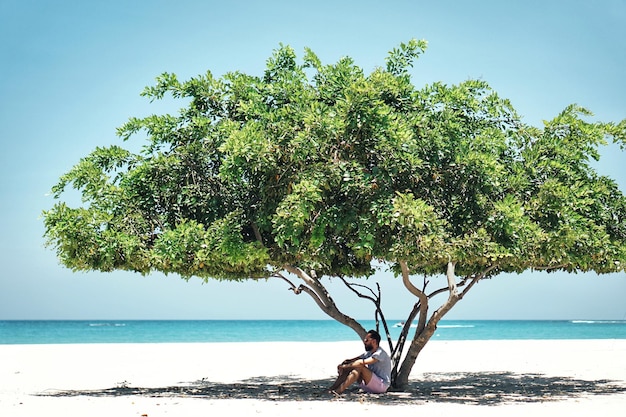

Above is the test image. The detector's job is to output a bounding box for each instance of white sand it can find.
[1,339,625,416]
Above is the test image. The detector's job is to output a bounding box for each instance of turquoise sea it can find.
[1,320,625,345]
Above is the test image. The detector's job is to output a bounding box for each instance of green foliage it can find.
[152,216,269,279]
[385,39,428,76]
[43,39,626,282]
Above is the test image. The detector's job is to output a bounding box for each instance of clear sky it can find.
[1,0,625,321]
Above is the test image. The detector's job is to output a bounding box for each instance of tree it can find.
[43,40,626,389]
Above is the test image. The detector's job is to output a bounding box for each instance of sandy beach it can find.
[1,339,625,416]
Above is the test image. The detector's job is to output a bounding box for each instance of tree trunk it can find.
[392,261,461,389]
[393,320,438,389]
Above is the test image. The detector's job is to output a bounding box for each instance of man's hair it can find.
[367,330,381,344]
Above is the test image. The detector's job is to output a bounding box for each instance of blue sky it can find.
[1,0,624,321]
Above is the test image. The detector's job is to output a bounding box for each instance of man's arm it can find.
[340,356,362,365]
[340,356,379,369]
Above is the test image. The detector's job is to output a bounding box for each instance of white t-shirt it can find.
[360,346,391,386]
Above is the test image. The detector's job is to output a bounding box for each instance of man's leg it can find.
[334,366,374,394]
[328,368,352,392]
[333,369,360,394]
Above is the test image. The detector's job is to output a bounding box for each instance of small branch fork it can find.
[337,277,395,353]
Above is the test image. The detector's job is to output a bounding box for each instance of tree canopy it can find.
[43,39,626,388]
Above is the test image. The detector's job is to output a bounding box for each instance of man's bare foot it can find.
[327,389,342,397]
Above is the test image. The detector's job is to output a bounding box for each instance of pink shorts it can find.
[360,374,389,394]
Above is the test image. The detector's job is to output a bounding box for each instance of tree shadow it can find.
[39,372,626,405]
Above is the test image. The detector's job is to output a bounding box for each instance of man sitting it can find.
[328,329,391,394]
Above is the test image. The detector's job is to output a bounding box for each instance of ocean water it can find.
[1,320,625,345]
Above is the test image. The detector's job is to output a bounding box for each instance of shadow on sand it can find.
[39,371,626,405]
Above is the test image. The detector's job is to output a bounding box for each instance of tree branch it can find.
[281,265,367,338]
[390,300,420,381]
[399,260,429,335]
[337,278,394,352]
[446,261,458,296]
[273,271,315,296]
[251,222,263,245]
[399,261,428,304]
[427,276,469,298]
[427,262,500,299]
[532,263,568,271]
[458,264,500,298]
[338,277,378,303]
